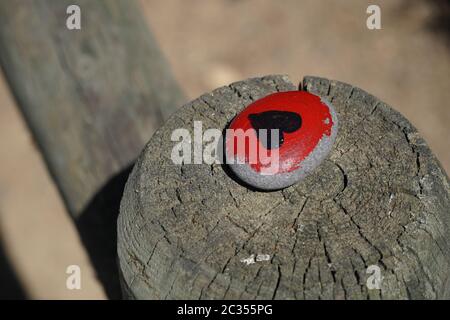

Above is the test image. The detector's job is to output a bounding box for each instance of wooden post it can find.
[118,75,450,299]
[0,0,185,298]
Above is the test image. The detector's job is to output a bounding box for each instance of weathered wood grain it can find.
[118,75,450,299]
[0,0,185,298]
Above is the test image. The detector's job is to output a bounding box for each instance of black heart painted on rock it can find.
[248,110,302,149]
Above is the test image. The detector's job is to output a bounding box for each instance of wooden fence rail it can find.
[0,0,185,298]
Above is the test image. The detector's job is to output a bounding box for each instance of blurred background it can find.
[0,0,449,299]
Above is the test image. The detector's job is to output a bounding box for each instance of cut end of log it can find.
[118,75,450,300]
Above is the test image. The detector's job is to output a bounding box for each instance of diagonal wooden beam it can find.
[0,0,185,298]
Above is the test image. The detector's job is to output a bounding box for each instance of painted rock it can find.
[225,90,338,190]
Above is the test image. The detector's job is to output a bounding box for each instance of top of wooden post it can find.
[118,75,450,299]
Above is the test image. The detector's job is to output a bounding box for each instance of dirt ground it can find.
[0,0,448,299]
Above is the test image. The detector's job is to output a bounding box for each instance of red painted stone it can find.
[225,90,338,190]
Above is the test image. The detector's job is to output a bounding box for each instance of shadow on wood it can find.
[0,232,27,300]
[76,164,133,299]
